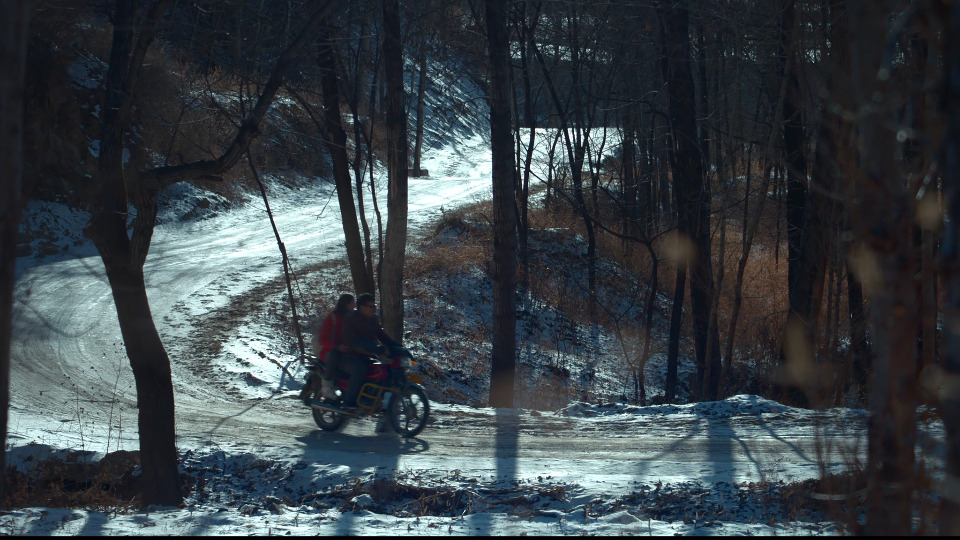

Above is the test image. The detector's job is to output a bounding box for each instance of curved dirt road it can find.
[10,166,859,488]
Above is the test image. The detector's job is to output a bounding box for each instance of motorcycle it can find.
[301,349,430,438]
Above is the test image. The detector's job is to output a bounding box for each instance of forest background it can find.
[0,0,959,535]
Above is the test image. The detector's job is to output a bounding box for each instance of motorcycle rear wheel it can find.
[387,383,430,437]
[311,390,346,432]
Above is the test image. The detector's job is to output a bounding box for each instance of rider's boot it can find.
[299,375,317,404]
[321,378,338,400]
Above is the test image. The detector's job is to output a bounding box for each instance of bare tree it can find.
[846,0,919,533]
[511,0,541,289]
[338,0,381,293]
[658,0,721,401]
[83,0,336,507]
[307,27,374,294]
[0,0,30,504]
[486,0,518,408]
[379,0,409,341]
[530,1,605,305]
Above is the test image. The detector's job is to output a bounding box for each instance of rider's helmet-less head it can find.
[357,293,376,309]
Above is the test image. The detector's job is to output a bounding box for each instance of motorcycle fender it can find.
[407,373,423,384]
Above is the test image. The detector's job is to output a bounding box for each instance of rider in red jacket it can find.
[317,297,351,360]
[307,293,355,400]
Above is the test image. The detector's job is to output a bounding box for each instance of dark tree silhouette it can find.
[379,0,409,342]
[83,0,336,507]
[0,0,30,505]
[486,0,518,408]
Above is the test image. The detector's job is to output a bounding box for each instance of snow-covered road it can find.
[10,136,492,446]
[8,131,946,536]
[8,153,864,488]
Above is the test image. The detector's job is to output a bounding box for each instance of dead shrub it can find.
[334,478,488,517]
[407,210,492,280]
[3,450,142,510]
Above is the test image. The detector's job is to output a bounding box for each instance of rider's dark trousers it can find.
[323,350,343,380]
[341,354,371,406]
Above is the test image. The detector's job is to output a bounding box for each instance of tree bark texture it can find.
[0,0,30,504]
[486,0,518,408]
[658,1,721,401]
[85,0,182,507]
[85,0,335,507]
[848,0,918,534]
[317,30,374,295]
[939,2,960,534]
[380,0,409,342]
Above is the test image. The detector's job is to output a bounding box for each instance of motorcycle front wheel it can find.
[387,383,430,437]
[311,390,346,432]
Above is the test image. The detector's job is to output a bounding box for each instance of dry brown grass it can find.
[406,211,493,279]
[3,450,142,511]
[405,206,493,341]
[526,175,846,399]
[403,168,867,405]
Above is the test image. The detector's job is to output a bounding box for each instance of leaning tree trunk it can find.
[318,30,374,295]
[88,239,182,506]
[486,0,518,408]
[85,0,181,507]
[379,0,408,341]
[0,0,30,504]
[86,0,333,508]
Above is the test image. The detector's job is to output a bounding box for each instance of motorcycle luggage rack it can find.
[357,383,389,411]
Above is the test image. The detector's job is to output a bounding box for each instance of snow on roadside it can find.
[2,400,849,536]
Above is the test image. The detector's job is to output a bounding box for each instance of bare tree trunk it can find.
[412,28,427,176]
[515,1,540,290]
[665,263,686,403]
[939,3,960,534]
[317,30,374,294]
[360,30,381,290]
[848,1,918,533]
[247,153,305,359]
[658,0,720,401]
[486,0,518,408]
[531,7,598,306]
[819,0,870,402]
[84,0,181,507]
[85,0,334,507]
[342,5,378,289]
[380,0,408,341]
[846,254,869,398]
[621,107,641,242]
[723,51,785,391]
[0,0,30,504]
[777,0,827,407]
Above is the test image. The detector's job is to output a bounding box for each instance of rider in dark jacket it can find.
[339,293,400,408]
